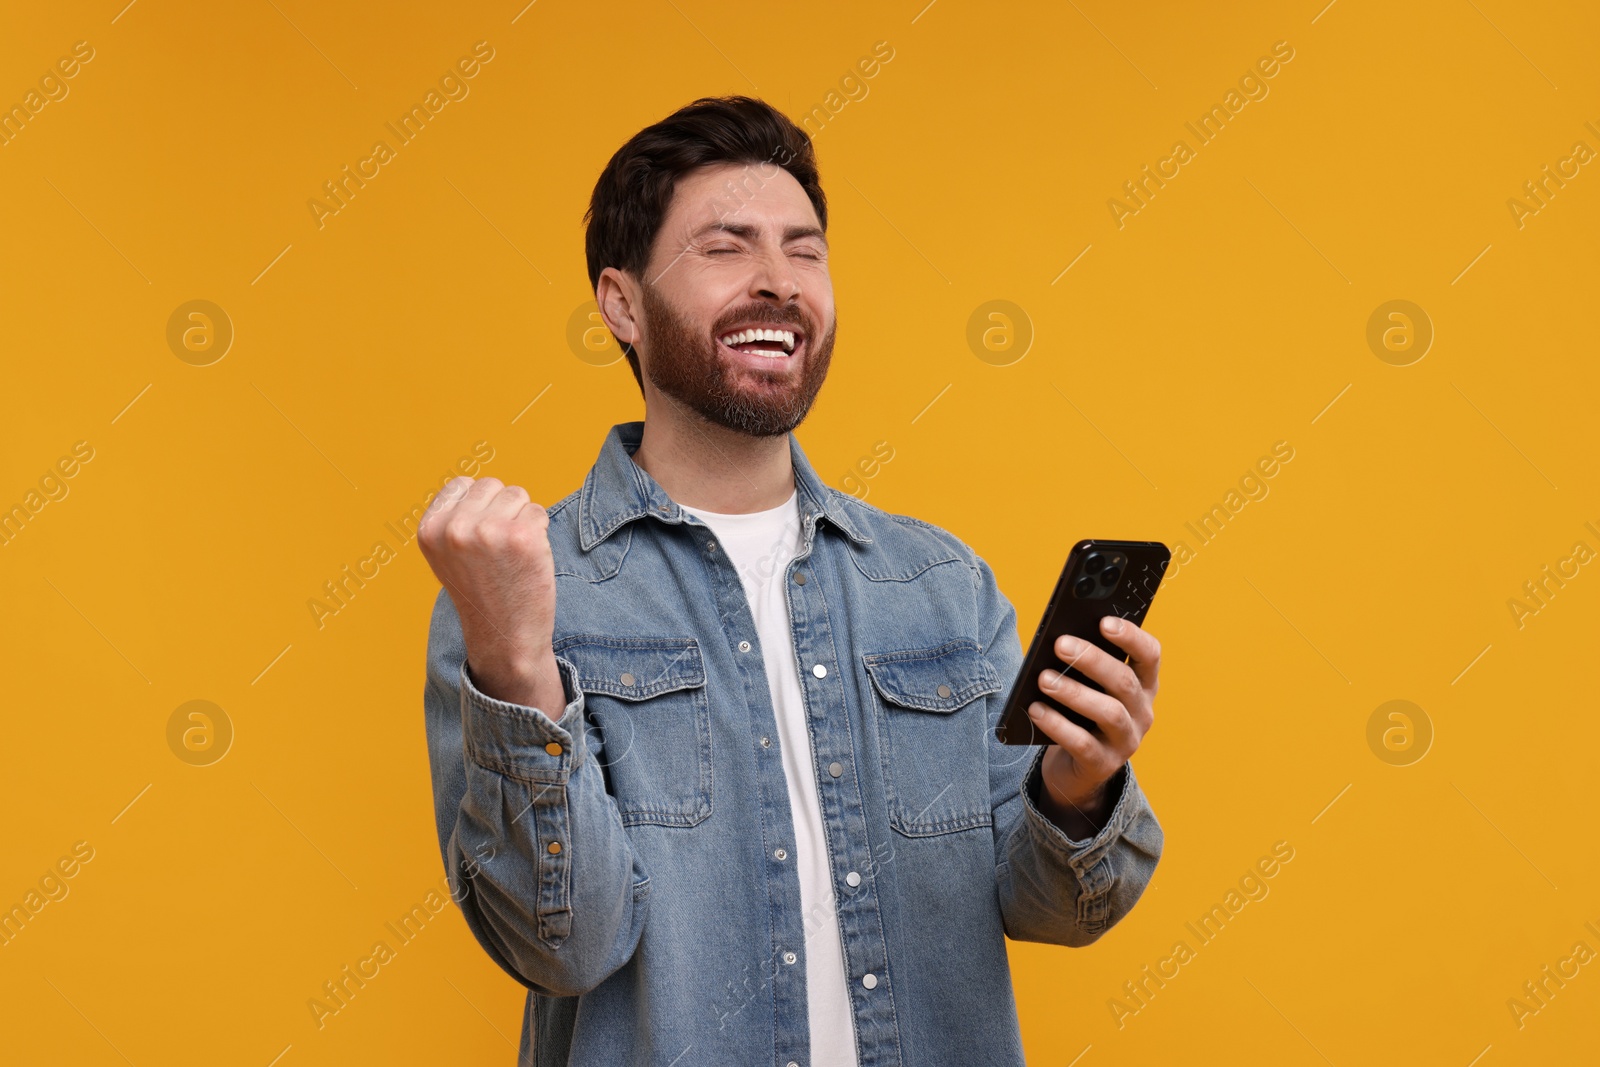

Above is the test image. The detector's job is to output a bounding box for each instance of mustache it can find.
[713,306,810,333]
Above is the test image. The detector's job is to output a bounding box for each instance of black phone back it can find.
[994,539,1170,745]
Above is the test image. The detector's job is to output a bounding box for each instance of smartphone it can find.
[994,539,1171,745]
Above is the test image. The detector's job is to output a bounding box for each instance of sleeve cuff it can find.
[459,654,587,782]
[1021,745,1143,873]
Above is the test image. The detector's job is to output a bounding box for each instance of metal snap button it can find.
[544,742,563,756]
[547,841,562,855]
[794,572,807,585]
[812,664,827,678]
[774,848,787,860]
[937,684,952,698]
[783,951,797,965]
[828,761,843,778]
[760,736,771,748]
[862,973,877,989]
[739,640,751,652]
[620,672,635,686]
[845,871,861,887]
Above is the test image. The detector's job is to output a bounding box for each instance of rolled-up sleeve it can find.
[423,586,650,997]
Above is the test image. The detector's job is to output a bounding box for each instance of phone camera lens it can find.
[1073,576,1096,597]
[1083,553,1104,575]
[1101,565,1121,585]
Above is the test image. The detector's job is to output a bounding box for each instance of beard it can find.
[637,283,835,438]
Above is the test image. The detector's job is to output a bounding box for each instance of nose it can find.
[750,243,801,306]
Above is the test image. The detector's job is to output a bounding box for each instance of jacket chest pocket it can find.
[555,634,712,828]
[862,639,1001,837]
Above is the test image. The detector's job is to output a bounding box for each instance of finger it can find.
[429,475,474,510]
[1053,633,1133,696]
[482,483,531,521]
[514,497,551,525]
[420,477,474,532]
[1026,700,1120,778]
[457,476,505,513]
[1100,616,1161,694]
[1038,667,1136,748]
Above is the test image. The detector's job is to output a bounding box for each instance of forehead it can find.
[663,161,821,235]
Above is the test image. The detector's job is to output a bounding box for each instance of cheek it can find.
[801,284,834,326]
[802,308,834,349]
[666,279,738,335]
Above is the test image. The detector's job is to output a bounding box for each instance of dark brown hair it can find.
[583,96,827,391]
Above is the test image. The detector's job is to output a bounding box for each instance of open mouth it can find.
[716,325,804,361]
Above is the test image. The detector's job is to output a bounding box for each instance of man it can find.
[420,95,1163,1066]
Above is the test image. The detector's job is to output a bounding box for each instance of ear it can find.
[595,267,641,346]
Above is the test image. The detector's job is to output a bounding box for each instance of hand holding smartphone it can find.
[995,539,1170,745]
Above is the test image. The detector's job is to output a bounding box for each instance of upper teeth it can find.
[720,328,796,353]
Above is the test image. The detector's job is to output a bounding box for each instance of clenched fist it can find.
[418,476,566,714]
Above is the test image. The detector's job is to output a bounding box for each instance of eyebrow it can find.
[693,220,829,248]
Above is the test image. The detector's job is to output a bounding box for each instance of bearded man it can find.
[420,95,1164,1066]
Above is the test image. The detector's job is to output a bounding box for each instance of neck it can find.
[631,407,795,514]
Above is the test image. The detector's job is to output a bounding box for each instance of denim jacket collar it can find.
[577,420,873,551]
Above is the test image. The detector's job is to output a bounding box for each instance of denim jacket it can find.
[422,420,1163,1066]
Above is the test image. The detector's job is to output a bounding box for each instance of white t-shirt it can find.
[680,488,859,1067]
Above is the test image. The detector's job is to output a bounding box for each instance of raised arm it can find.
[419,477,649,995]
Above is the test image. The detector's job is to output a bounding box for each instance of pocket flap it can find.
[554,635,706,700]
[862,639,999,713]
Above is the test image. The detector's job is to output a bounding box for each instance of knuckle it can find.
[483,518,518,546]
[442,519,474,550]
[504,523,541,552]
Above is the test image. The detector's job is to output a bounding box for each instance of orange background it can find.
[3,1,1597,1063]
